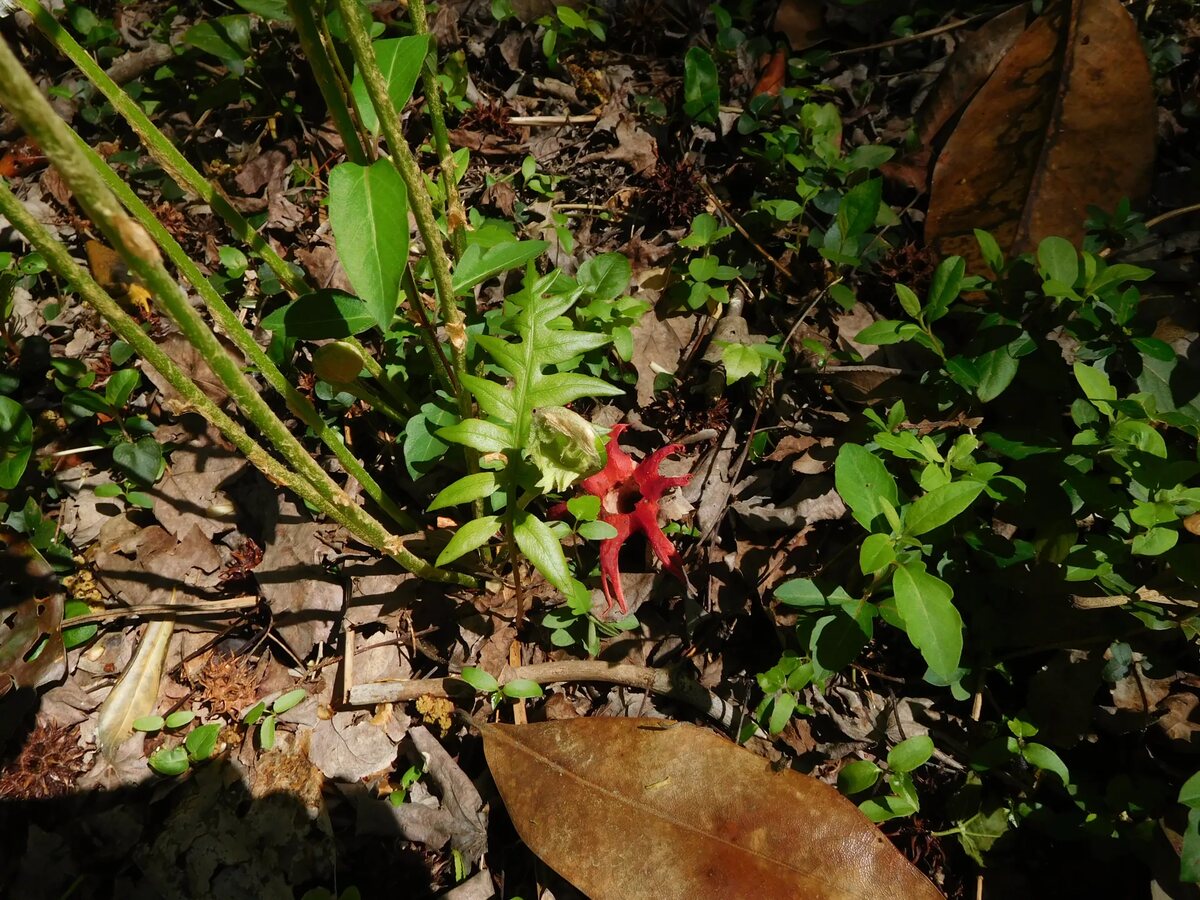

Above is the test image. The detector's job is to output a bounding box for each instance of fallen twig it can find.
[65,595,258,626]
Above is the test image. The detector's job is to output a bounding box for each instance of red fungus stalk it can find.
[576,424,693,612]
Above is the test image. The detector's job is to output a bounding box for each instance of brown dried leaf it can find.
[0,537,65,696]
[774,0,825,51]
[483,718,943,900]
[926,0,1155,274]
[882,4,1031,192]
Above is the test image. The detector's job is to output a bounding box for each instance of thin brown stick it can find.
[66,596,258,626]
[830,12,992,57]
[699,178,796,283]
[346,660,755,734]
[1144,201,1200,230]
[506,114,598,126]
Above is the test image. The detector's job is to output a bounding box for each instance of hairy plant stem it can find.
[331,0,471,420]
[16,0,308,298]
[0,35,469,586]
[72,132,418,532]
[407,0,467,259]
[286,0,369,166]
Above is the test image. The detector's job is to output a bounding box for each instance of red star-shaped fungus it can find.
[577,424,692,612]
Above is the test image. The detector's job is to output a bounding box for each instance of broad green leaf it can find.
[329,160,409,331]
[436,515,501,566]
[578,520,619,540]
[461,374,517,419]
[526,373,623,408]
[1180,771,1200,808]
[576,252,631,302]
[567,495,601,521]
[260,290,375,339]
[460,666,500,693]
[721,343,764,384]
[502,679,545,699]
[429,472,499,511]
[0,396,33,490]
[352,36,430,134]
[185,723,221,761]
[112,437,163,485]
[1037,236,1078,287]
[1183,808,1200,883]
[105,368,140,409]
[132,715,164,732]
[859,533,895,575]
[182,16,251,66]
[438,418,512,453]
[242,701,267,725]
[1073,362,1116,415]
[164,710,196,729]
[513,510,573,594]
[888,735,934,773]
[835,444,899,531]
[892,562,963,681]
[260,713,277,750]
[149,746,189,776]
[404,411,450,479]
[452,240,548,294]
[838,759,882,795]
[1132,527,1178,556]
[895,284,921,318]
[775,578,826,608]
[272,688,307,714]
[62,599,97,650]
[925,256,965,321]
[768,691,796,736]
[1022,742,1069,786]
[855,320,920,345]
[683,47,719,122]
[904,481,984,536]
[838,178,882,241]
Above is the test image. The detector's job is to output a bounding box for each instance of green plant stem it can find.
[286,0,369,167]
[331,0,470,420]
[0,34,469,586]
[347,335,423,412]
[74,133,418,532]
[406,0,467,260]
[343,381,408,425]
[16,0,308,298]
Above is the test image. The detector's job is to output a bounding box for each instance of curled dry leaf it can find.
[482,717,943,900]
[926,0,1155,275]
[94,616,175,759]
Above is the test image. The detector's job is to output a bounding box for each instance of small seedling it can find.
[242,687,307,751]
[458,667,544,706]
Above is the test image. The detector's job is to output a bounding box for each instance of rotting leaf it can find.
[94,615,176,760]
[925,0,1155,275]
[0,536,65,697]
[482,718,943,900]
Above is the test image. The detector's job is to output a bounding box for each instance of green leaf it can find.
[567,495,601,521]
[892,562,963,681]
[461,373,517,420]
[1022,741,1069,786]
[838,759,881,795]
[352,36,430,134]
[232,0,290,19]
[452,241,548,294]
[164,710,196,729]
[904,481,984,536]
[437,418,512,453]
[837,178,882,241]
[925,256,965,321]
[260,290,375,339]
[974,230,1004,273]
[62,599,98,650]
[260,713,277,750]
[459,666,500,693]
[526,372,623,408]
[513,510,572,594]
[429,472,499,511]
[132,715,164,732]
[112,436,163,485]
[682,46,719,122]
[895,284,921,318]
[1179,771,1200,808]
[182,16,251,65]
[272,689,307,714]
[436,515,501,566]
[721,342,764,383]
[576,252,631,302]
[1132,527,1178,556]
[0,396,33,490]
[404,412,451,479]
[329,160,409,331]
[859,533,895,575]
[854,320,919,345]
[888,735,934,773]
[1182,808,1200,883]
[767,691,796,735]
[775,578,826,607]
[148,746,190,776]
[1073,362,1117,415]
[578,520,618,541]
[242,701,267,725]
[104,368,140,409]
[185,723,221,762]
[1037,236,1078,287]
[501,679,544,699]
[835,444,899,531]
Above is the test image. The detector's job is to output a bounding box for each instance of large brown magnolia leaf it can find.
[482,718,943,900]
[926,0,1155,275]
